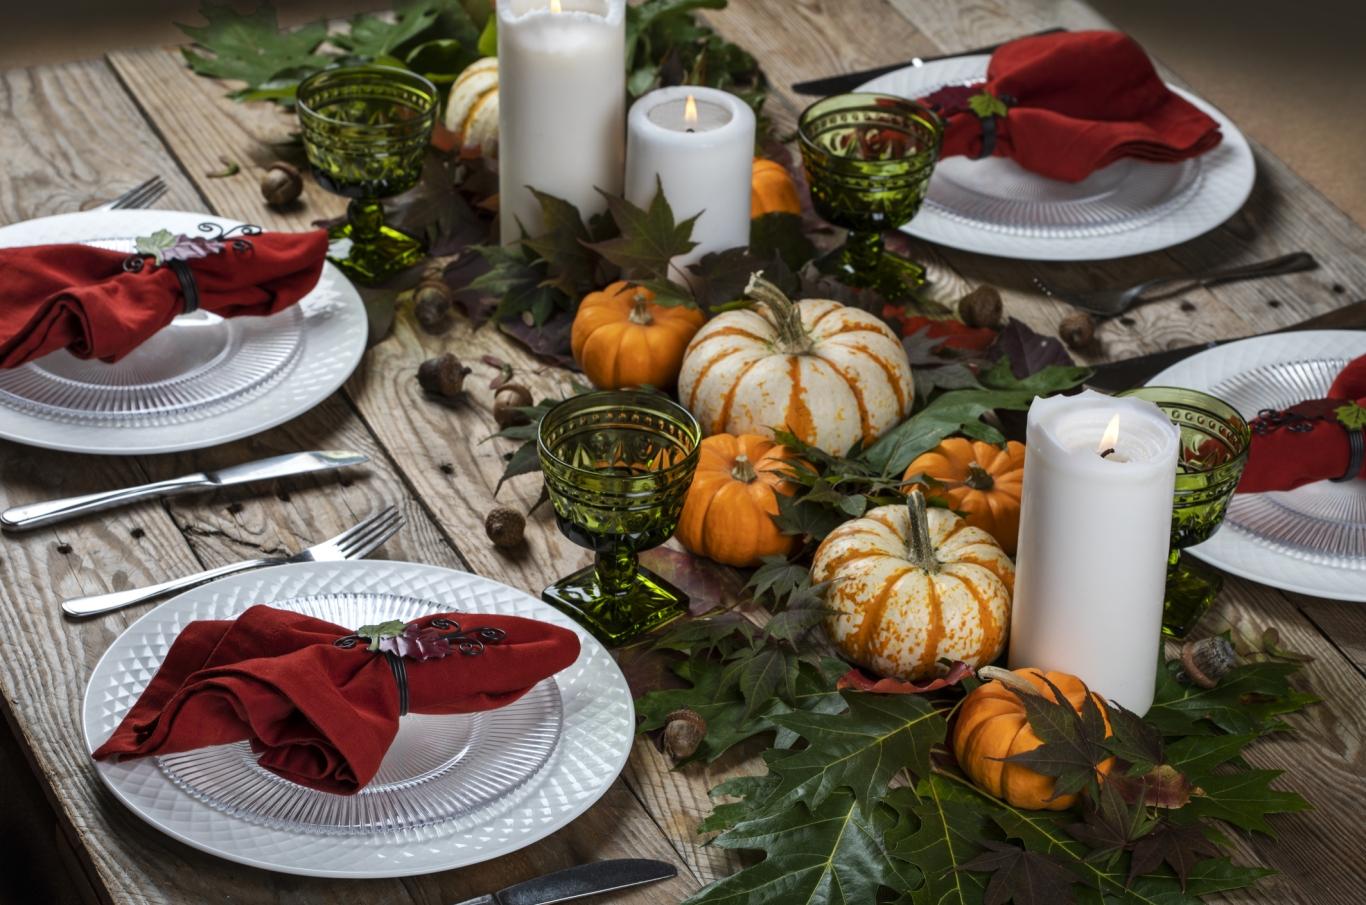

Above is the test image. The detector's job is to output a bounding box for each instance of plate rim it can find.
[0,209,367,455]
[81,560,635,878]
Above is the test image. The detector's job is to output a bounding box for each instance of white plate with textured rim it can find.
[0,210,367,455]
[1148,330,1366,602]
[859,55,1255,260]
[82,561,635,878]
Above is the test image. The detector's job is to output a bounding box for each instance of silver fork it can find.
[98,176,168,211]
[62,505,405,618]
[1033,252,1318,318]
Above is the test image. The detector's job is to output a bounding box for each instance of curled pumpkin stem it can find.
[905,489,941,574]
[745,272,813,355]
[977,665,1043,698]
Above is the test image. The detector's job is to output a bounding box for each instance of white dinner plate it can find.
[859,56,1256,260]
[0,210,367,454]
[83,561,635,878]
[1148,330,1366,601]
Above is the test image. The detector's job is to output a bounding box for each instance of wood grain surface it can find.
[0,2,1362,903]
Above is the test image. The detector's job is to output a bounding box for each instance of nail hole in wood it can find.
[1332,284,1345,294]
[1267,299,1281,308]
[130,527,145,539]
[1119,316,1136,327]
[227,502,244,515]
[440,463,454,475]
[1179,301,1195,312]
[56,543,72,554]
[277,491,291,503]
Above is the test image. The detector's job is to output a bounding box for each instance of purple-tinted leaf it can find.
[836,660,973,695]
[639,546,749,616]
[378,623,452,661]
[498,309,577,367]
[990,318,1076,379]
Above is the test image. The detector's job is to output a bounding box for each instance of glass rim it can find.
[536,390,702,482]
[296,64,438,131]
[1120,385,1252,480]
[797,92,944,160]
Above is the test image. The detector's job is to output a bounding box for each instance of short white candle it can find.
[625,86,756,276]
[497,0,626,246]
[1008,390,1179,715]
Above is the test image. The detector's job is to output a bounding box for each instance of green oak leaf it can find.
[967,91,1009,119]
[746,555,814,608]
[334,1,446,59]
[585,177,699,284]
[178,2,331,92]
[1147,659,1320,737]
[884,781,991,905]
[356,619,407,647]
[1174,769,1310,835]
[1336,401,1366,430]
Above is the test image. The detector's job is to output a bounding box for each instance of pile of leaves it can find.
[638,612,1317,905]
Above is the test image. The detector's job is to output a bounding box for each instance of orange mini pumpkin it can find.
[904,438,1025,554]
[571,282,705,390]
[751,158,802,218]
[675,434,802,567]
[953,667,1114,810]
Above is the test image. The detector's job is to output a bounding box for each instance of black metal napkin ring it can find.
[167,259,200,314]
[384,652,411,716]
[1335,427,1364,483]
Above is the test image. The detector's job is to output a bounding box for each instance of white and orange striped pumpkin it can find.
[677,274,912,455]
[443,57,499,158]
[811,490,1014,681]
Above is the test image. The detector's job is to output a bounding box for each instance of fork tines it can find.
[335,505,405,560]
[109,176,168,211]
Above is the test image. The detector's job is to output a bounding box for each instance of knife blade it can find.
[1086,300,1366,393]
[791,27,1065,96]
[0,450,368,531]
[452,859,678,905]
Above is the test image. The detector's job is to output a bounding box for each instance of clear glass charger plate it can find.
[156,591,564,836]
[1148,330,1366,601]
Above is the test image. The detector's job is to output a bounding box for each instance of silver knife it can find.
[0,450,368,531]
[452,859,678,905]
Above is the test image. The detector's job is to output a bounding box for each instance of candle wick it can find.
[1100,447,1117,459]
[685,127,696,134]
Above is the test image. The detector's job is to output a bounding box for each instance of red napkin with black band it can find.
[92,605,581,795]
[0,228,328,368]
[919,31,1223,182]
[1237,355,1366,494]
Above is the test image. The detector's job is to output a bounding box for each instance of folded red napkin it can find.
[0,228,328,368]
[92,605,581,794]
[919,31,1222,182]
[1237,355,1366,493]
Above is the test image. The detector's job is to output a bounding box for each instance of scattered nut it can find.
[1058,311,1097,350]
[413,280,453,334]
[1177,636,1237,688]
[493,384,534,429]
[417,353,470,399]
[485,506,526,549]
[260,161,303,207]
[662,708,707,761]
[957,285,1004,330]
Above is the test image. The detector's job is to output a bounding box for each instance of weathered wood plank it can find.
[1297,596,1366,678]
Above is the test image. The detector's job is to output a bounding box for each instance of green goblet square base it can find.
[325,218,426,285]
[1162,550,1225,639]
[812,236,928,298]
[542,564,688,648]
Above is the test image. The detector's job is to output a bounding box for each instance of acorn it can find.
[662,708,707,761]
[493,384,534,429]
[417,353,470,399]
[413,280,453,334]
[484,506,526,549]
[958,285,1004,330]
[1177,636,1237,688]
[1059,311,1097,351]
[260,161,302,207]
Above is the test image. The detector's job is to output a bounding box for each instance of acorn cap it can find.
[1178,636,1237,688]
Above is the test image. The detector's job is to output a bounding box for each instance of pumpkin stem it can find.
[905,489,940,573]
[745,272,813,354]
[977,666,1043,698]
[964,462,995,491]
[730,454,758,483]
[628,291,654,326]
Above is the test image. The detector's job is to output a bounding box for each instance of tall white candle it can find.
[625,86,756,276]
[1008,390,1179,715]
[497,0,626,246]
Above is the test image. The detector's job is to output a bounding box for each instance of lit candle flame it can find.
[1098,413,1121,457]
[550,0,562,11]
[684,94,699,125]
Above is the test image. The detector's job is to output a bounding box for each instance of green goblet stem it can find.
[347,199,386,242]
[844,230,885,279]
[595,547,639,596]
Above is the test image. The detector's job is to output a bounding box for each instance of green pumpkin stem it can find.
[730,453,758,483]
[978,666,1043,698]
[745,272,813,355]
[905,489,941,574]
[964,462,996,491]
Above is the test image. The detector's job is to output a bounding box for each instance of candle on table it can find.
[1008,389,1179,715]
[625,86,756,276]
[497,0,626,246]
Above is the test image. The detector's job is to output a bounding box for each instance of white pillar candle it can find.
[497,0,626,246]
[1008,390,1179,715]
[625,86,756,276]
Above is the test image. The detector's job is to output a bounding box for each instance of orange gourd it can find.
[904,438,1025,555]
[571,282,705,390]
[953,667,1115,810]
[751,158,802,218]
[675,434,802,567]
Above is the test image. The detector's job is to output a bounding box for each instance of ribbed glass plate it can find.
[155,592,564,836]
[1211,357,1365,569]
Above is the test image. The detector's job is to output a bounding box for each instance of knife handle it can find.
[494,859,678,905]
[1,473,210,531]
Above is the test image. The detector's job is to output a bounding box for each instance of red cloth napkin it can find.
[920,31,1223,182]
[1237,355,1366,493]
[0,229,328,368]
[92,605,581,795]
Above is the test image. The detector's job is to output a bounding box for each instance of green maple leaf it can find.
[746,556,814,608]
[586,177,700,284]
[1175,769,1310,835]
[469,243,570,326]
[178,2,331,91]
[884,782,991,905]
[750,212,816,272]
[1336,401,1366,430]
[521,190,599,297]
[356,619,406,647]
[1163,732,1257,780]
[1147,660,1320,737]
[333,1,447,58]
[966,91,1009,119]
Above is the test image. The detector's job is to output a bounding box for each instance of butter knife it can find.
[0,450,368,531]
[452,859,677,905]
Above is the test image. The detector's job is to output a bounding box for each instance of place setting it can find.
[1,2,1363,904]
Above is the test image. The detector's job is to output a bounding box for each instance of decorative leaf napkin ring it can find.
[334,617,507,661]
[123,223,264,315]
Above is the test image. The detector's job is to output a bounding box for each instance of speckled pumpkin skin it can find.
[952,668,1115,810]
[443,57,499,158]
[811,503,1013,680]
[677,298,913,455]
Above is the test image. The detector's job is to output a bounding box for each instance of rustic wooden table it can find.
[1,1,1363,903]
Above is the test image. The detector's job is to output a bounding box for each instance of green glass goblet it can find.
[297,65,437,285]
[797,93,943,299]
[538,391,702,646]
[1121,387,1252,638]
